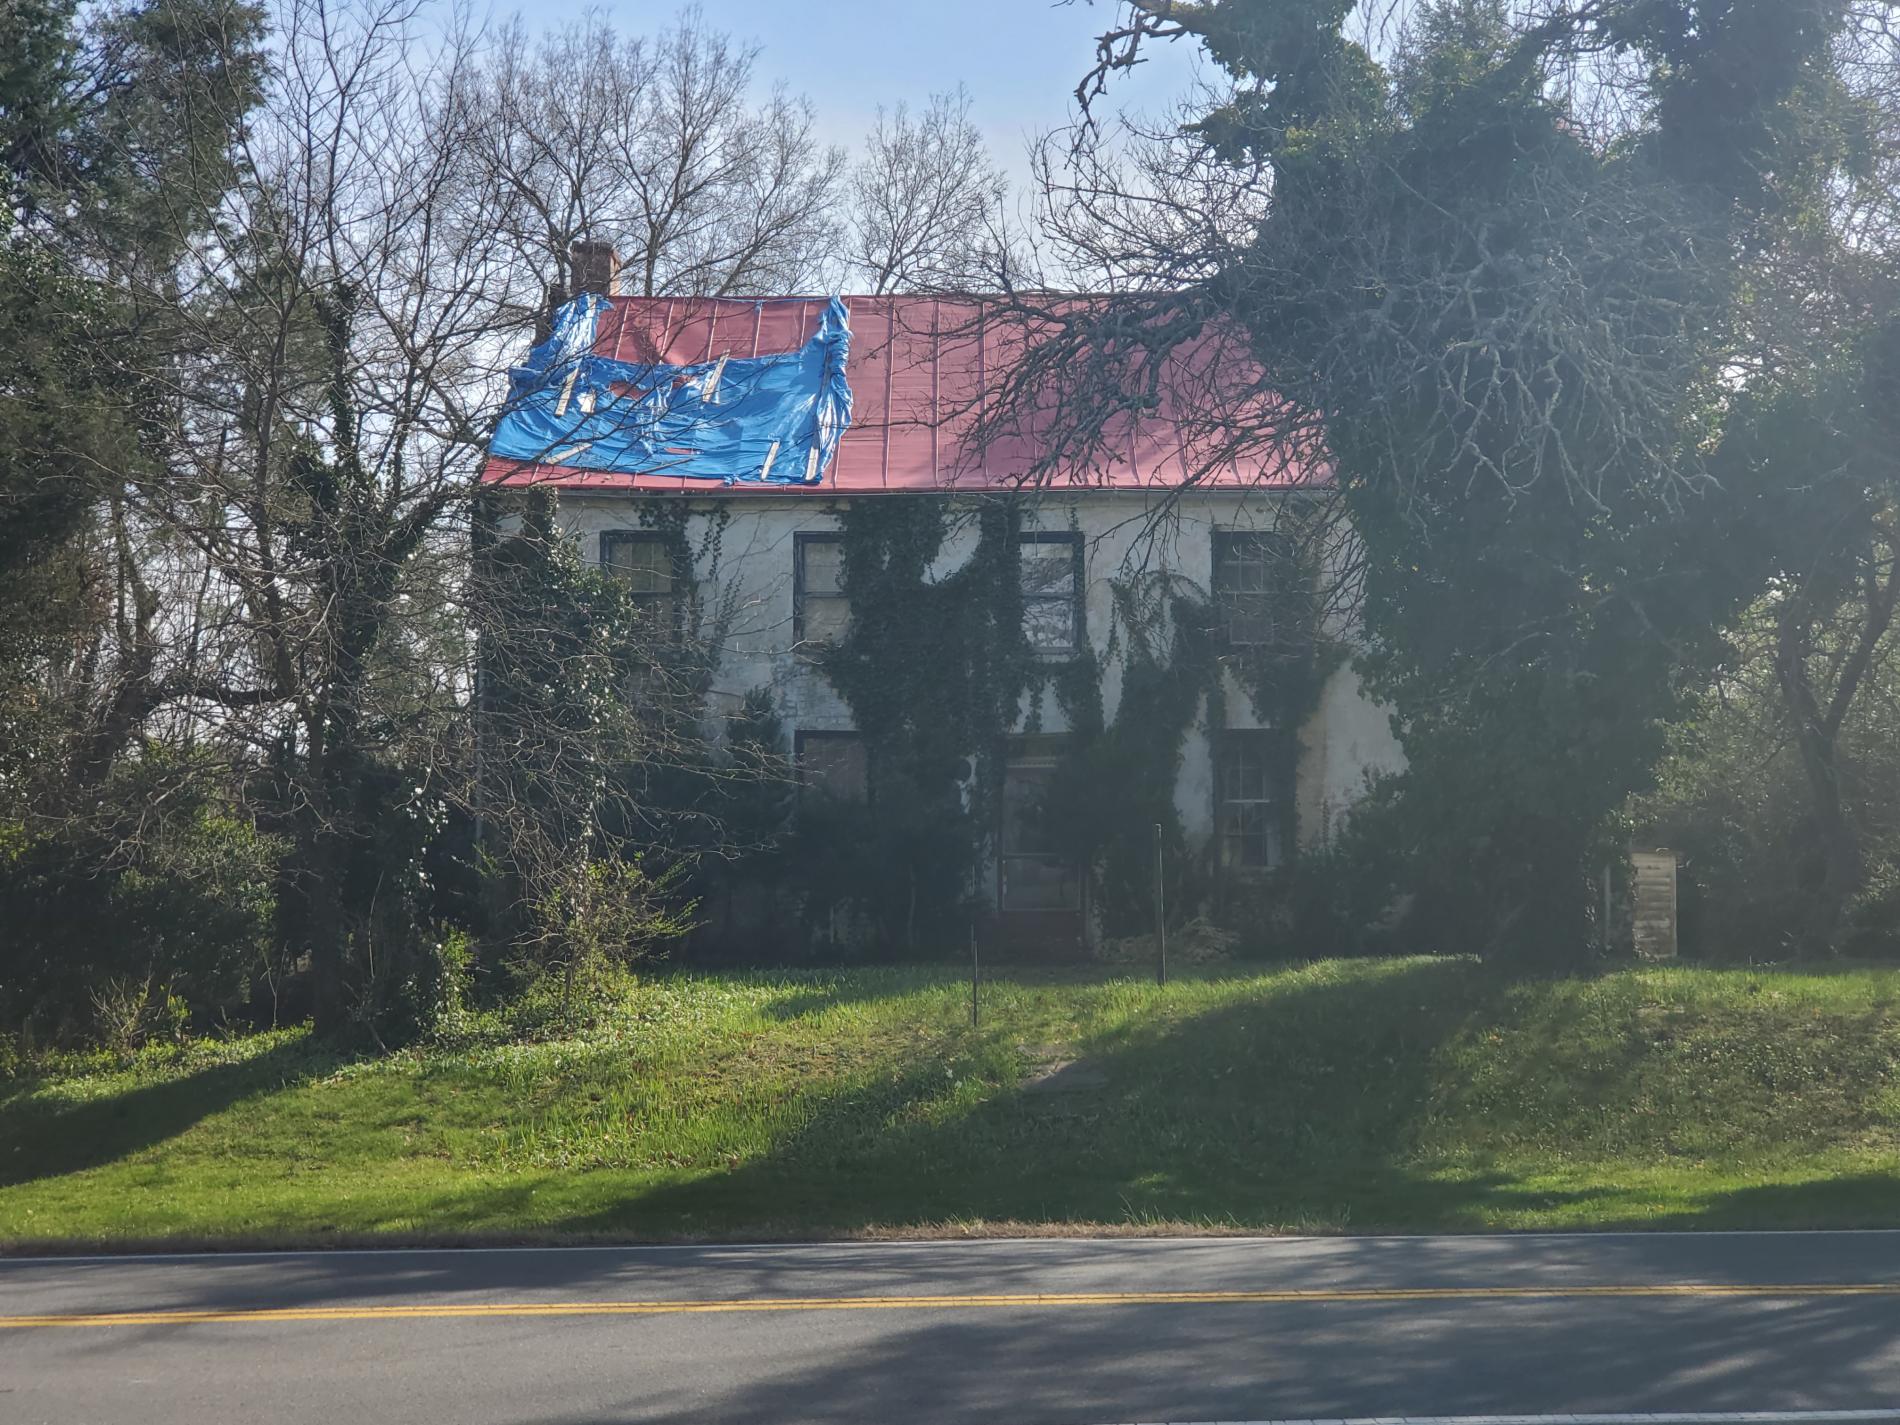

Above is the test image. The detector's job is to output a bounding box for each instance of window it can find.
[794,533,850,647]
[1020,533,1082,656]
[796,730,868,803]
[1217,732,1290,871]
[999,736,1081,911]
[1212,530,1294,647]
[601,531,676,634]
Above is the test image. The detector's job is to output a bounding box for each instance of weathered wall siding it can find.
[552,490,1403,854]
[1301,664,1403,848]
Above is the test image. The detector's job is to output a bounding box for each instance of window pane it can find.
[1240,748,1267,800]
[1224,593,1273,646]
[1001,748,1079,910]
[1001,764,1057,855]
[1219,733,1286,870]
[802,594,852,645]
[604,536,673,595]
[1251,823,1283,868]
[1020,547,1073,597]
[801,538,846,596]
[1229,555,1268,592]
[1216,534,1286,645]
[1024,598,1074,653]
[629,593,676,633]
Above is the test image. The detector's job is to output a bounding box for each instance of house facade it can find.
[483,263,1402,952]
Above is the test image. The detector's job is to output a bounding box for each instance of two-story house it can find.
[481,247,1401,952]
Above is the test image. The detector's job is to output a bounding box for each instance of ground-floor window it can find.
[1218,730,1292,871]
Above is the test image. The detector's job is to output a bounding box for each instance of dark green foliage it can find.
[1640,313,1900,957]
[801,496,1336,945]
[1603,0,1848,219]
[1115,0,1856,962]
[809,497,1038,950]
[0,0,81,221]
[718,687,795,857]
[3,0,266,260]
[1045,579,1218,935]
[472,490,726,1004]
[0,776,284,1041]
[0,221,119,615]
[826,497,1032,790]
[1,0,266,777]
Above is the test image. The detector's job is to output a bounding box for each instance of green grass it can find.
[7,957,1900,1249]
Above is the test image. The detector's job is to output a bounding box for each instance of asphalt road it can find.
[6,1232,1900,1424]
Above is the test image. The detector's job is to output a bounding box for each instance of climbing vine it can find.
[800,493,1342,947]
[1044,576,1220,934]
[636,499,734,678]
[807,496,1035,950]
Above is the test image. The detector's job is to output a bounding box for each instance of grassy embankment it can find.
[6,957,1900,1250]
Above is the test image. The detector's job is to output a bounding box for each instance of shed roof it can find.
[480,294,1322,495]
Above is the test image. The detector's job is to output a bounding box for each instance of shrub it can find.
[524,857,693,1023]
[0,796,285,1041]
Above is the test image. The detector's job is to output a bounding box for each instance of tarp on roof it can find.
[489,293,853,485]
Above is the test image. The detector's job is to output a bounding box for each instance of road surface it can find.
[6,1232,1900,1423]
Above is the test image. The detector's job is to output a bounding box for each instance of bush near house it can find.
[8,957,1900,1250]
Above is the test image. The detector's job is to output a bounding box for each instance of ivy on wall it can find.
[1045,575,1220,935]
[807,496,1034,951]
[795,492,1342,945]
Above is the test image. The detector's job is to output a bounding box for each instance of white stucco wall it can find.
[546,488,1402,862]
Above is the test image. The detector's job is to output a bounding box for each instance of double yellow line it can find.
[5,1281,1899,1330]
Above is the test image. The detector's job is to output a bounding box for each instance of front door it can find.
[997,737,1084,955]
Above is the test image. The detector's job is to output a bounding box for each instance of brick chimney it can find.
[569,239,621,298]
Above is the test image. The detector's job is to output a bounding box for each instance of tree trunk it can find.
[1775,612,1865,946]
[300,826,352,1034]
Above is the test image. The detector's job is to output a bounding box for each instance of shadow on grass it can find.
[0,1038,346,1189]
[17,956,1900,1243]
[1678,1171,1900,1230]
[543,956,1900,1238]
[555,958,1547,1236]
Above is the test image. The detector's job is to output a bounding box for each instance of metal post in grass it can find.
[1154,822,1168,987]
[970,920,979,1029]
[970,866,980,1030]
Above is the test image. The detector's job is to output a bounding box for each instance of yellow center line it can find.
[4,1282,1899,1329]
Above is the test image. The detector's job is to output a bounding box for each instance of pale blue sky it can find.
[519,0,1209,190]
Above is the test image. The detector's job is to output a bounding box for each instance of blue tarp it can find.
[490,294,853,485]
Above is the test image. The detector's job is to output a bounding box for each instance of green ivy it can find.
[801,494,1339,946]
[802,496,1036,949]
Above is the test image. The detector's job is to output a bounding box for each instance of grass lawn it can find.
[6,956,1900,1250]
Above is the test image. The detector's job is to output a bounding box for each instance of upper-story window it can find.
[601,531,677,635]
[794,532,851,648]
[1020,533,1082,657]
[1211,530,1295,647]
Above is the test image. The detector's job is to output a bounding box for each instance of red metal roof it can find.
[481,295,1323,494]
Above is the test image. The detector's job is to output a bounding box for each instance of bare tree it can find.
[468,7,845,316]
[848,87,1007,294]
[1,0,856,1034]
